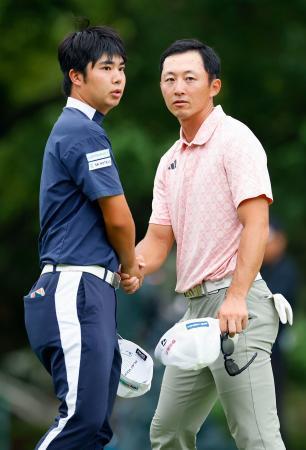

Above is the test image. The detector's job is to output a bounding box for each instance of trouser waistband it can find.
[183,273,262,299]
[41,264,121,289]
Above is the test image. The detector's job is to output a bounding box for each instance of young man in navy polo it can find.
[23,26,141,450]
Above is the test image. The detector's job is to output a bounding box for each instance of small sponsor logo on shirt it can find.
[167,159,177,170]
[88,157,112,171]
[86,149,110,162]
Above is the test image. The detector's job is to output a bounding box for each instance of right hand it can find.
[217,292,248,337]
[120,256,146,294]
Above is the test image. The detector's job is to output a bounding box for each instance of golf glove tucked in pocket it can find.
[272,293,293,325]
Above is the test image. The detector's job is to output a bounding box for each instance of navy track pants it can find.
[24,270,121,450]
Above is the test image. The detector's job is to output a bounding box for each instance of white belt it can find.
[184,273,262,299]
[41,264,121,289]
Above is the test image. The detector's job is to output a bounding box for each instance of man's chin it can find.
[171,109,191,121]
[110,98,122,109]
[101,99,122,114]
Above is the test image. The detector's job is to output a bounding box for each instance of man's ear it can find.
[69,68,84,87]
[210,78,221,98]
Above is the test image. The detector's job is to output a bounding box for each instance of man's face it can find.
[72,53,126,114]
[160,50,220,122]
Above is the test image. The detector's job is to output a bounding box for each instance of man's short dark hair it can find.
[58,26,127,97]
[160,39,220,82]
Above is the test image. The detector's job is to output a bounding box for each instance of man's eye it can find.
[165,78,175,82]
[186,77,195,81]
[102,66,111,71]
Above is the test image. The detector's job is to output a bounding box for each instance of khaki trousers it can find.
[150,280,286,450]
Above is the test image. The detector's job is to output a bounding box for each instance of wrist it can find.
[120,254,137,269]
[226,287,247,302]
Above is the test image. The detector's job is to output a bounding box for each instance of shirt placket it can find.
[176,145,194,269]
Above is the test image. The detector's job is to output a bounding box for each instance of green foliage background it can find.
[0,0,305,448]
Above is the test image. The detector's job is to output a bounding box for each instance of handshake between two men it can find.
[119,254,146,294]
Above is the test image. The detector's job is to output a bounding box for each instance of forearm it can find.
[98,195,138,271]
[136,241,166,275]
[218,197,269,335]
[228,221,269,299]
[105,216,136,269]
[136,225,174,275]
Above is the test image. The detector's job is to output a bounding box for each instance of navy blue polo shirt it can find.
[39,97,123,271]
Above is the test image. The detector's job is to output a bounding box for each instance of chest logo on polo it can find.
[167,159,177,170]
[86,149,112,171]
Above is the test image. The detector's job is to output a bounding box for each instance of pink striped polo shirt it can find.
[149,105,273,293]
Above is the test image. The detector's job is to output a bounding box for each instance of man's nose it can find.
[174,79,185,95]
[113,69,124,84]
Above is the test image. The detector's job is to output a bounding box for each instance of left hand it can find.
[217,293,249,337]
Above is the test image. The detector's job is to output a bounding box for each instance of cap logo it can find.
[161,339,167,346]
[136,348,147,361]
[186,321,209,330]
[123,359,138,377]
[121,350,133,357]
[165,339,176,355]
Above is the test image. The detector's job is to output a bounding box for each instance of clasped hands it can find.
[119,255,146,294]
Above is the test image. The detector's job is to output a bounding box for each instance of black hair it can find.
[58,25,127,97]
[159,39,220,82]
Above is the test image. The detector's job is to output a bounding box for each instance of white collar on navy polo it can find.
[65,97,96,120]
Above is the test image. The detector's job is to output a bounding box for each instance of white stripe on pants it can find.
[38,271,82,449]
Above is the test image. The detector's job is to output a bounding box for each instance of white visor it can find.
[155,318,221,370]
[117,338,154,398]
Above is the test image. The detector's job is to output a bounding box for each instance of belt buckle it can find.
[184,283,206,299]
[111,272,121,290]
[197,283,206,297]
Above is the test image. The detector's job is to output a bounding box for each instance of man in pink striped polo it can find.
[122,39,286,449]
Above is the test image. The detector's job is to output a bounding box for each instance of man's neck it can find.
[180,103,214,143]
[71,93,92,108]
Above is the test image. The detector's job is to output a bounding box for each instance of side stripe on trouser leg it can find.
[38,271,82,450]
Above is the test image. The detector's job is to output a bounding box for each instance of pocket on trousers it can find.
[246,281,279,341]
[76,276,86,319]
[24,272,57,303]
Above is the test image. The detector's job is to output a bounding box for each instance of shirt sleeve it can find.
[149,157,171,225]
[224,127,273,208]
[61,134,123,201]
